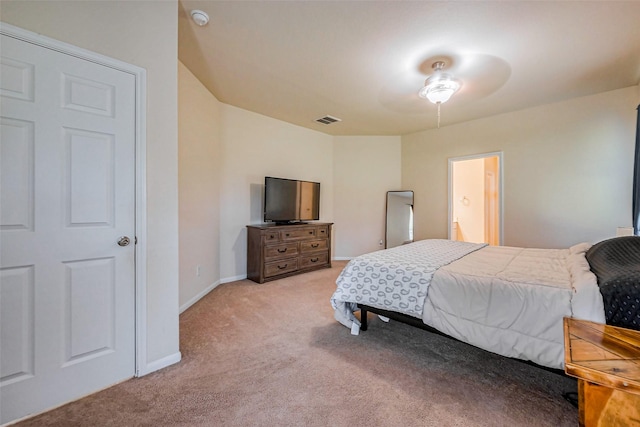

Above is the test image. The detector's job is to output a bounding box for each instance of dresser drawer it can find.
[300,239,328,253]
[263,231,279,243]
[264,242,298,260]
[316,226,329,238]
[300,252,328,268]
[280,227,316,241]
[264,258,298,278]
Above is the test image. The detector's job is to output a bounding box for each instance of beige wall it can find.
[1,1,180,366]
[219,105,334,281]
[178,61,221,311]
[183,89,401,279]
[177,65,402,282]
[333,136,402,258]
[197,105,402,278]
[403,86,639,248]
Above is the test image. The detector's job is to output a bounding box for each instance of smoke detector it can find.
[190,10,209,26]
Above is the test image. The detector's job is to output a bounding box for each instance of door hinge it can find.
[135,236,138,245]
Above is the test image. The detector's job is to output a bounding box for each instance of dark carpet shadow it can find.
[310,314,578,425]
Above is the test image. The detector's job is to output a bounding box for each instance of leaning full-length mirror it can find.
[385,191,414,249]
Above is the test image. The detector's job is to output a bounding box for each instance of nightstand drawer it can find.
[300,252,328,268]
[300,239,327,253]
[264,243,298,260]
[264,258,298,278]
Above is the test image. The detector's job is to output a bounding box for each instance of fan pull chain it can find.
[437,101,441,129]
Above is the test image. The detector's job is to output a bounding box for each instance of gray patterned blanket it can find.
[331,239,487,329]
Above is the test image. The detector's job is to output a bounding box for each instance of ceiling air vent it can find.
[315,115,342,125]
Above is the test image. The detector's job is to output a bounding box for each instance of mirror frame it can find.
[385,190,414,249]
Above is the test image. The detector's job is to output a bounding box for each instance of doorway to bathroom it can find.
[448,152,503,245]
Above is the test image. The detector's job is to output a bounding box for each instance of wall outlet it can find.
[196,265,201,277]
[379,239,383,246]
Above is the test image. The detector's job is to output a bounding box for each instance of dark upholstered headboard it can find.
[586,236,640,331]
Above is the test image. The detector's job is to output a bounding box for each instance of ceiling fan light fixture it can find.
[418,61,461,129]
[421,80,460,104]
[418,61,461,104]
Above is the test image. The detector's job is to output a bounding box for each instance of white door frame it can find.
[447,151,504,245]
[0,22,149,376]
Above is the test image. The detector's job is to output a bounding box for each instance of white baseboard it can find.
[178,276,249,317]
[221,274,247,284]
[179,280,221,314]
[137,351,182,377]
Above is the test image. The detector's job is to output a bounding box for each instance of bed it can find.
[330,237,640,370]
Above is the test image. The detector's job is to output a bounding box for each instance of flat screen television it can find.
[264,176,320,224]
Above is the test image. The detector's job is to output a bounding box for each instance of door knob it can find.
[117,236,131,247]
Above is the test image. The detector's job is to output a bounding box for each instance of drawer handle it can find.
[277,264,288,270]
[269,234,275,239]
[320,230,325,234]
[285,233,290,237]
[277,248,287,253]
[309,231,313,234]
[310,258,319,263]
[311,243,319,248]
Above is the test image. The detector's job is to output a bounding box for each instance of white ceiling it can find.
[178,1,640,136]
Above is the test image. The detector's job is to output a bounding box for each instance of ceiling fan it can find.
[377,52,511,129]
[418,61,461,104]
[417,61,461,128]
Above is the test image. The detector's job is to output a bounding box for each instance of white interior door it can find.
[484,170,498,246]
[1,33,136,424]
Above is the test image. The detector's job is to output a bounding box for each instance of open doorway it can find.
[448,152,503,245]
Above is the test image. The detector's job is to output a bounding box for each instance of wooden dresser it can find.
[563,317,640,427]
[246,222,333,283]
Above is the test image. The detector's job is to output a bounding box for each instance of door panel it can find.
[66,128,115,227]
[63,257,115,365]
[0,118,34,231]
[0,33,136,424]
[0,266,35,385]
[0,56,35,101]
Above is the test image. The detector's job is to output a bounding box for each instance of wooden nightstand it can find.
[563,317,640,426]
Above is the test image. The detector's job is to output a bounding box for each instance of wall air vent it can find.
[315,115,342,125]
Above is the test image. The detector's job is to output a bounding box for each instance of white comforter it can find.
[331,240,486,326]
[331,240,606,369]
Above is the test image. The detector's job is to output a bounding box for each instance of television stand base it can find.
[273,221,308,226]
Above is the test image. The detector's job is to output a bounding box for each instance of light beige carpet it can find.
[14,261,577,426]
